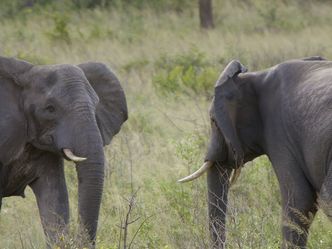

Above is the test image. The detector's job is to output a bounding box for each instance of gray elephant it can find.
[179,56,331,249]
[0,56,127,247]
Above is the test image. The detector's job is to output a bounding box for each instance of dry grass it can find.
[0,0,332,248]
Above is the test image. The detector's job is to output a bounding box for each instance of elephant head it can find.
[0,56,127,245]
[178,60,264,248]
[178,60,248,183]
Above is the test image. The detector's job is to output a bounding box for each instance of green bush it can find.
[153,49,220,98]
[122,59,150,73]
[46,13,71,44]
[16,51,52,65]
[174,132,205,166]
[72,0,110,9]
[0,0,194,18]
[112,0,194,12]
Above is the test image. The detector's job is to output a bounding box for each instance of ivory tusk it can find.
[229,168,241,186]
[178,161,213,183]
[63,148,87,162]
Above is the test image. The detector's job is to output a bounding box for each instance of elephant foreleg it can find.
[0,162,4,210]
[29,154,69,248]
[318,165,332,221]
[274,162,317,249]
[281,199,317,249]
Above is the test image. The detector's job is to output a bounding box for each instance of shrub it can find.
[174,132,205,166]
[46,13,71,44]
[16,51,52,65]
[122,59,150,73]
[153,49,220,98]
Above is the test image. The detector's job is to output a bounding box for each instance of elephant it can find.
[0,56,128,247]
[178,56,332,249]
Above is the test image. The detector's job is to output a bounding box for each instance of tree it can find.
[199,0,214,29]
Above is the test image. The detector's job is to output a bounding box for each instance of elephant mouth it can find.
[62,148,87,162]
[177,126,242,184]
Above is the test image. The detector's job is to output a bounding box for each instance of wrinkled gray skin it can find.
[0,56,127,248]
[204,56,332,249]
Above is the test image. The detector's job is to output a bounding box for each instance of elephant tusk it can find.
[178,161,213,183]
[63,148,87,162]
[229,168,241,186]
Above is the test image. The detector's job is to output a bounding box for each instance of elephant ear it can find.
[214,60,247,166]
[0,56,33,84]
[78,62,128,146]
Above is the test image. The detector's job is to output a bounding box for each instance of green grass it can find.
[1,0,332,248]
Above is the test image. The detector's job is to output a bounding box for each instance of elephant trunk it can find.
[74,120,105,246]
[207,164,231,249]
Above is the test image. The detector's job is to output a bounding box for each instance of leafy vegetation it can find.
[153,48,220,98]
[1,0,332,248]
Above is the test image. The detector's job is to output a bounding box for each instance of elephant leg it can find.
[273,160,317,249]
[207,164,232,249]
[29,154,69,247]
[280,194,317,249]
[0,162,3,210]
[318,165,332,221]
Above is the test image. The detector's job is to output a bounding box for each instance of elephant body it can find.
[179,56,332,249]
[260,61,332,189]
[0,56,128,248]
[2,145,42,198]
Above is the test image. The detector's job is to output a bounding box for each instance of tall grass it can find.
[0,0,332,248]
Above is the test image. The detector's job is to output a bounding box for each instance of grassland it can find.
[0,0,332,248]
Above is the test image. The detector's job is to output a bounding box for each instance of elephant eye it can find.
[211,118,216,125]
[223,91,235,100]
[45,105,56,113]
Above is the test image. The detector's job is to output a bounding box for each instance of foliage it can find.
[46,13,71,44]
[174,132,205,166]
[0,0,194,18]
[16,51,52,65]
[153,49,220,98]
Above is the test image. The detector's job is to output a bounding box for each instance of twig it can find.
[124,133,134,194]
[122,188,141,249]
[128,214,156,249]
[118,218,123,249]
[154,106,184,132]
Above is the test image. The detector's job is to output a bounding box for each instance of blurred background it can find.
[0,0,332,248]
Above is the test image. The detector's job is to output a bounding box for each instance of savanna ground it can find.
[0,0,332,248]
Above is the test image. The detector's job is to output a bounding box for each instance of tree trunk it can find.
[199,0,214,29]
